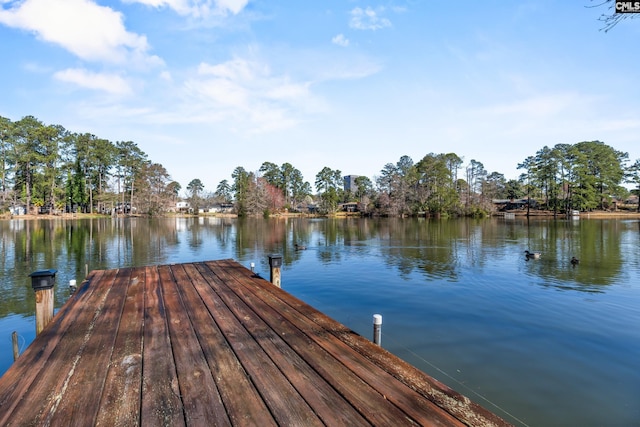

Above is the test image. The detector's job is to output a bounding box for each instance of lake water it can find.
[0,216,638,426]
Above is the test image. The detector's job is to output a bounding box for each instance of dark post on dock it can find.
[28,269,57,335]
[268,254,282,287]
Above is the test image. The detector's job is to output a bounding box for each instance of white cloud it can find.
[198,58,265,82]
[180,57,318,132]
[125,0,249,17]
[265,81,310,100]
[349,6,391,30]
[193,58,312,106]
[190,73,249,107]
[331,33,349,47]
[313,55,382,81]
[160,71,173,81]
[0,0,162,67]
[216,0,248,15]
[53,68,132,95]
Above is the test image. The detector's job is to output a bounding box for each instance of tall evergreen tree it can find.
[186,178,205,213]
[573,141,628,210]
[0,116,15,206]
[232,166,251,216]
[315,166,343,214]
[215,179,232,203]
[116,140,148,212]
[12,116,46,213]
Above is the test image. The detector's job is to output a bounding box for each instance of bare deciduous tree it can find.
[589,0,639,32]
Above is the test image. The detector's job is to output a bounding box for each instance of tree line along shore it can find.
[2,115,639,218]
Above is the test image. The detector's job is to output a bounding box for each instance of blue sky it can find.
[0,1,638,193]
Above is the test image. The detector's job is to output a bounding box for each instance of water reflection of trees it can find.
[0,218,186,316]
[1,217,635,318]
[518,218,627,289]
[376,219,462,280]
[305,217,632,291]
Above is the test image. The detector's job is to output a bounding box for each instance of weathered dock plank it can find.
[216,259,507,427]
[0,259,513,427]
[95,268,144,426]
[47,267,132,426]
[0,268,118,426]
[174,264,274,427]
[0,268,102,423]
[190,263,325,427]
[209,259,464,427]
[158,264,230,426]
[191,262,371,427]
[141,265,184,427]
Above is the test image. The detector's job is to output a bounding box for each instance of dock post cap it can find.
[373,314,383,325]
[268,254,283,268]
[29,269,58,291]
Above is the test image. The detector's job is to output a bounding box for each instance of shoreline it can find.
[2,210,640,221]
[499,210,640,219]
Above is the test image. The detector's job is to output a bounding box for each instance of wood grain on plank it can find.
[0,270,105,423]
[141,265,185,427]
[158,264,231,426]
[96,267,145,427]
[176,263,277,427]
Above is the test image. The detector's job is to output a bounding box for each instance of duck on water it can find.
[524,251,580,267]
[524,250,541,260]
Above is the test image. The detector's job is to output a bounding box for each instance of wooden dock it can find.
[0,259,511,426]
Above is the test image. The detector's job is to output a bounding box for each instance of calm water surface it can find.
[0,217,638,426]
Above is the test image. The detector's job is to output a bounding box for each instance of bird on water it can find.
[294,243,306,250]
[524,250,541,260]
[571,256,580,266]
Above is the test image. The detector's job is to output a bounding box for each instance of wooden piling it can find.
[34,288,54,335]
[268,254,282,288]
[12,331,18,361]
[29,269,57,336]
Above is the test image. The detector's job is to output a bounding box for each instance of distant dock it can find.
[0,259,511,426]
